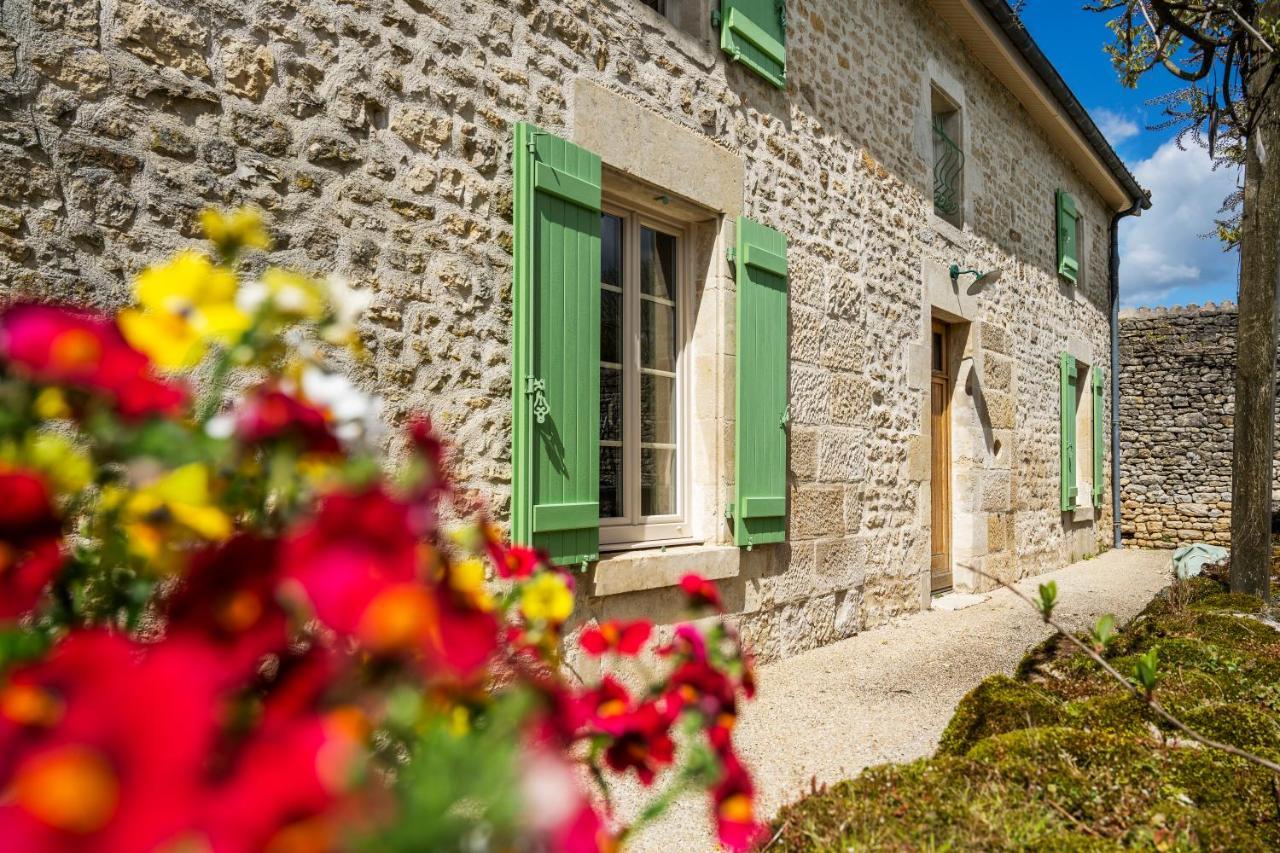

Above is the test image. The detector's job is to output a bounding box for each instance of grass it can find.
[769,575,1280,851]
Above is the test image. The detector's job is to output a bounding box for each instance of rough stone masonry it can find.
[1119,302,1280,549]
[1,0,1120,663]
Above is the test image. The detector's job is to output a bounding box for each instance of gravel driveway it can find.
[624,548,1175,851]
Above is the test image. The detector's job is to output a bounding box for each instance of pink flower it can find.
[0,303,186,418]
[579,620,652,657]
[0,632,221,851]
[712,751,767,852]
[679,574,724,612]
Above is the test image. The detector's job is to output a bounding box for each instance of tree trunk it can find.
[1230,61,1280,601]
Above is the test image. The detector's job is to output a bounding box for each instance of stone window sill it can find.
[930,214,968,248]
[591,543,740,597]
[1071,504,1096,523]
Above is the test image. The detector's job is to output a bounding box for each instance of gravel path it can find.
[624,548,1175,851]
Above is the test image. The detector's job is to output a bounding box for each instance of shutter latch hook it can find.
[527,376,550,424]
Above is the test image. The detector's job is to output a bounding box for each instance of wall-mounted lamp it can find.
[949,264,1003,287]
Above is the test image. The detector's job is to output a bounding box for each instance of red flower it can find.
[712,751,766,852]
[425,591,499,681]
[579,620,652,657]
[236,388,341,454]
[0,632,222,851]
[0,303,186,418]
[165,535,289,683]
[201,709,364,851]
[280,486,421,639]
[586,684,677,787]
[0,470,64,620]
[668,660,736,721]
[484,527,543,580]
[602,701,677,786]
[408,415,448,491]
[679,574,724,612]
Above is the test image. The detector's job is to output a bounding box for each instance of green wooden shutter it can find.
[512,123,601,567]
[719,0,787,89]
[1056,190,1080,283]
[1059,352,1078,512]
[732,217,789,548]
[1092,368,1105,508]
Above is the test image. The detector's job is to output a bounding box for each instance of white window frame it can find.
[1073,359,1094,499]
[599,201,693,550]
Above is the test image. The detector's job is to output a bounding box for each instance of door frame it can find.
[930,318,953,594]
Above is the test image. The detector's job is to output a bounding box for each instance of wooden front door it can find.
[930,320,952,593]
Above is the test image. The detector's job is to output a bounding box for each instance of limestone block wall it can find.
[1118,303,1280,548]
[1,0,1116,662]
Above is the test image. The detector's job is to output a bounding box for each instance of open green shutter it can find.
[732,217,788,547]
[1060,352,1078,512]
[719,0,787,89]
[1092,368,1105,508]
[512,123,601,567]
[1056,190,1080,283]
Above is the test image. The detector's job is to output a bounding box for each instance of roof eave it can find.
[927,0,1152,212]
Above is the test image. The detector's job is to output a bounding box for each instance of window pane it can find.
[641,447,676,516]
[600,445,623,519]
[601,213,623,288]
[641,300,676,373]
[601,289,622,364]
[640,227,677,300]
[601,367,622,443]
[641,373,676,444]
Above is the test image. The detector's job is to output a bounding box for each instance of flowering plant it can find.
[0,210,762,852]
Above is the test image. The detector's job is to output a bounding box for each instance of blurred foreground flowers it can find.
[0,209,762,852]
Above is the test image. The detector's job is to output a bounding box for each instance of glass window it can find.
[598,208,687,546]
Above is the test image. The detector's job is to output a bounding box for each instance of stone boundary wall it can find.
[1119,301,1280,548]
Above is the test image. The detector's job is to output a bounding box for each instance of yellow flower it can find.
[32,388,70,420]
[201,207,271,254]
[0,432,92,495]
[24,433,92,495]
[449,558,493,611]
[125,463,232,541]
[113,463,233,568]
[519,571,574,625]
[120,252,249,369]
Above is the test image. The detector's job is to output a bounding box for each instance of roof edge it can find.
[973,0,1151,210]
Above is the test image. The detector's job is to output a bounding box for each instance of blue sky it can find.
[1019,4,1241,308]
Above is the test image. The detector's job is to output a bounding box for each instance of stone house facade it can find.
[1119,303,1280,550]
[1,0,1146,662]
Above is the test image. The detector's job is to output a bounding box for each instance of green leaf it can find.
[1090,613,1116,651]
[1134,647,1159,694]
[1037,581,1058,621]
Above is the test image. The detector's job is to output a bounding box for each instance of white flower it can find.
[321,276,372,346]
[204,413,236,440]
[301,366,384,444]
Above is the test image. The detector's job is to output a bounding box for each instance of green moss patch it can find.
[772,578,1280,851]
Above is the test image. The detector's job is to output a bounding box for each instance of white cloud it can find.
[1093,107,1140,144]
[1119,139,1240,307]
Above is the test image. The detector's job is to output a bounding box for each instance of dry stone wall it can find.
[2,0,1116,662]
[1119,302,1280,548]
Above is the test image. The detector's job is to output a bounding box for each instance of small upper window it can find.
[931,87,964,228]
[635,0,708,41]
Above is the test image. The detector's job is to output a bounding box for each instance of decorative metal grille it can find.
[933,115,964,219]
